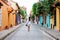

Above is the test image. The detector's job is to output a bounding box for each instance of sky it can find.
[13,0,38,16]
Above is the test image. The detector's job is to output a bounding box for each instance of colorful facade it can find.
[46,14,50,28]
[0,0,19,31]
[50,0,60,31]
[38,13,50,28]
[39,15,43,26]
[0,0,13,30]
[38,0,60,31]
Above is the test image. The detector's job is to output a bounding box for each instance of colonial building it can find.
[0,0,18,31]
[50,0,60,31]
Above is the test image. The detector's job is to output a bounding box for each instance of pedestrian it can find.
[26,17,31,32]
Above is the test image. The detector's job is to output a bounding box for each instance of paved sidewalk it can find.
[37,24,60,40]
[0,23,24,40]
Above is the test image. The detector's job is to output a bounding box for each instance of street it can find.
[4,23,53,40]
[0,0,60,40]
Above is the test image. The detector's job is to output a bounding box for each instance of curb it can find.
[0,23,24,40]
[40,28,59,40]
[44,31,59,40]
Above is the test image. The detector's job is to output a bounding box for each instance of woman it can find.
[26,17,31,32]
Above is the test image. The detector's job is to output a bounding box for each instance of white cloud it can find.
[13,0,38,16]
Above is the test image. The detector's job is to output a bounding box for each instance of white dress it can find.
[27,21,31,26]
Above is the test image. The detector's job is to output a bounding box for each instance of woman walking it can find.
[26,17,31,32]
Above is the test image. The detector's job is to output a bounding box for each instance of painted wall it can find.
[16,13,20,24]
[50,15,54,29]
[46,14,50,28]
[50,7,60,31]
[54,7,60,31]
[8,13,13,27]
[1,6,9,30]
[39,15,43,26]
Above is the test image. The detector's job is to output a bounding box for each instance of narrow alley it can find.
[0,0,60,40]
[4,23,53,40]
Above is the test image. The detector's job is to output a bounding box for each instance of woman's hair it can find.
[29,17,30,21]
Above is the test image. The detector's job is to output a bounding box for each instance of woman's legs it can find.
[28,26,30,32]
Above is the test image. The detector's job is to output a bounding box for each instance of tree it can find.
[32,0,55,24]
[40,0,55,24]
[20,7,27,19]
[38,0,50,24]
[32,3,37,17]
[48,0,55,16]
[36,2,42,14]
[32,2,42,17]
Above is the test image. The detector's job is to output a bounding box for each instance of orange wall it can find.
[8,13,13,27]
[1,6,9,30]
[0,0,18,31]
[8,11,16,27]
[13,14,16,26]
[54,7,60,31]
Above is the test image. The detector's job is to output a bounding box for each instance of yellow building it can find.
[50,0,60,31]
[0,0,13,30]
[8,0,18,26]
[0,0,18,31]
